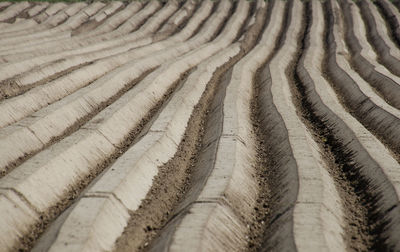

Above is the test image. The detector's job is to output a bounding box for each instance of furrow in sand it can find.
[290,0,400,250]
[0,0,200,97]
[70,2,125,36]
[114,2,266,251]
[0,3,48,35]
[0,0,225,178]
[0,0,212,125]
[309,0,400,207]
[88,2,259,252]
[338,0,400,110]
[0,1,245,250]
[0,1,157,57]
[34,2,252,251]
[357,0,400,77]
[0,2,31,22]
[142,2,271,251]
[374,0,400,49]
[75,1,143,38]
[0,3,83,58]
[153,0,199,42]
[0,1,150,60]
[1,2,399,252]
[0,2,11,11]
[41,2,87,26]
[156,1,297,251]
[27,2,49,18]
[0,1,189,99]
[33,2,68,24]
[252,1,344,251]
[1,2,124,38]
[0,1,169,80]
[322,0,400,164]
[0,2,103,45]
[144,1,273,250]
[346,0,400,118]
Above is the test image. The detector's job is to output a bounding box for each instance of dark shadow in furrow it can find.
[256,61,297,252]
[153,1,200,42]
[0,2,198,101]
[2,4,32,23]
[19,68,194,252]
[375,0,400,49]
[10,4,33,22]
[0,4,10,13]
[184,1,219,42]
[152,1,186,33]
[101,1,153,36]
[0,61,93,100]
[249,1,298,251]
[30,4,50,20]
[24,3,239,251]
[338,0,400,110]
[0,0,230,179]
[357,0,400,77]
[323,0,400,163]
[322,0,400,250]
[71,3,127,36]
[390,0,400,12]
[110,1,148,32]
[113,1,277,251]
[6,1,151,59]
[30,67,195,252]
[0,67,154,179]
[146,63,233,252]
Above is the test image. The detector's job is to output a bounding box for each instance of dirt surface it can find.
[0,1,400,252]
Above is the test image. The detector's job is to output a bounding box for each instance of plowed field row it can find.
[0,1,399,251]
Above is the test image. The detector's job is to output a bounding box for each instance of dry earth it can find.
[0,0,400,251]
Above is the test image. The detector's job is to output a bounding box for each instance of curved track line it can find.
[0,0,221,177]
[0,2,30,22]
[339,0,400,110]
[46,2,250,251]
[323,0,400,249]
[0,1,153,58]
[357,0,400,77]
[0,1,239,250]
[374,0,400,49]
